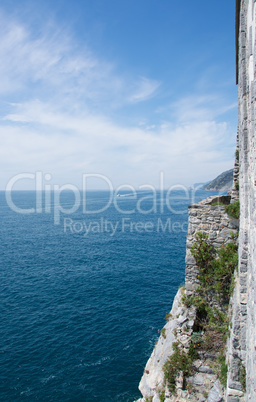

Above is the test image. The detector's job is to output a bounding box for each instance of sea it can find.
[0,189,220,401]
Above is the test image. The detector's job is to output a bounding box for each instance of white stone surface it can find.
[136,288,184,400]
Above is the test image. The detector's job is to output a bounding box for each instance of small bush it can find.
[191,233,213,268]
[191,332,203,345]
[217,354,228,386]
[211,243,238,302]
[225,201,240,219]
[161,328,167,339]
[182,294,191,307]
[163,342,197,393]
[191,232,238,303]
[165,313,173,321]
[159,390,165,402]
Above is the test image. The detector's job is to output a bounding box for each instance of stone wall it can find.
[185,195,238,296]
[234,0,256,399]
[231,133,240,203]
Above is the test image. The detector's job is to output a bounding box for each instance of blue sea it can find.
[0,189,218,401]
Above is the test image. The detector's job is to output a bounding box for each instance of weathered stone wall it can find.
[231,133,240,202]
[235,0,256,399]
[185,196,238,296]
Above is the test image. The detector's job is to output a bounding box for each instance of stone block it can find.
[185,256,196,265]
[198,365,215,374]
[189,217,201,224]
[177,315,188,325]
[190,210,197,216]
[208,380,223,402]
[191,373,204,386]
[228,381,242,391]
[220,229,232,239]
[209,231,217,240]
[240,294,248,304]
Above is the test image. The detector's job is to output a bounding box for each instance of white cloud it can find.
[1,97,235,189]
[128,77,161,103]
[0,10,236,190]
[157,94,237,123]
[0,12,160,109]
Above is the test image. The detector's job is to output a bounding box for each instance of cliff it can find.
[135,196,239,402]
[202,169,234,191]
[135,1,256,400]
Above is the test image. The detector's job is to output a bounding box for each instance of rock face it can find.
[138,288,196,401]
[202,169,234,191]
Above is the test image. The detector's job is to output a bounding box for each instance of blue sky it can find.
[0,0,237,189]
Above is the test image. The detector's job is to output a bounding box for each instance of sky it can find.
[0,0,238,190]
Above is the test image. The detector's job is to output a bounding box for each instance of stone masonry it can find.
[185,195,239,296]
[234,0,256,400]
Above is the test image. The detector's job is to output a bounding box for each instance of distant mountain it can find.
[193,182,208,189]
[202,169,234,191]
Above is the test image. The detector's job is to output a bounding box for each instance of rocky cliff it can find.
[135,195,239,402]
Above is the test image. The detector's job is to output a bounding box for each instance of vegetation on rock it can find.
[163,342,198,393]
[163,231,238,396]
[225,200,240,219]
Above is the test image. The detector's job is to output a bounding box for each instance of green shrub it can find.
[165,313,173,321]
[191,332,203,345]
[180,234,238,388]
[161,328,167,339]
[191,233,238,303]
[212,243,238,302]
[165,222,238,393]
[191,233,214,286]
[159,390,165,402]
[217,354,228,386]
[163,342,197,393]
[191,233,213,269]
[225,201,240,219]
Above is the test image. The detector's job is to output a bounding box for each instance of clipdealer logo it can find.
[63,217,188,237]
[5,171,202,228]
